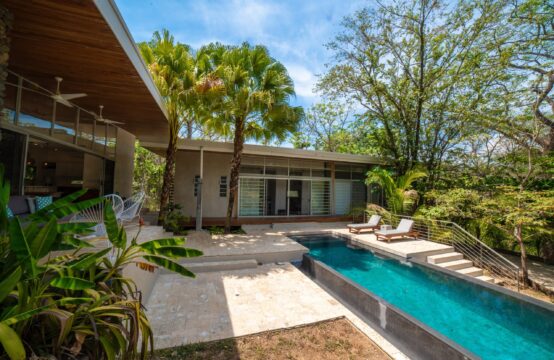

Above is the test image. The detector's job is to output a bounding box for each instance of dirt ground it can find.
[153,317,391,360]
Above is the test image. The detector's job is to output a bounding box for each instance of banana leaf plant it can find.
[0,165,202,359]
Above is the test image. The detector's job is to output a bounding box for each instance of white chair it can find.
[347,214,382,234]
[118,191,145,224]
[70,194,124,237]
[375,219,418,243]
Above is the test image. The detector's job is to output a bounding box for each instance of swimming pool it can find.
[295,235,554,360]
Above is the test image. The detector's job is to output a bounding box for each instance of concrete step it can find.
[476,275,495,283]
[437,259,473,271]
[172,259,258,274]
[427,252,463,264]
[457,266,484,277]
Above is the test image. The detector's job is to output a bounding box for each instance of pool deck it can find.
[243,222,454,261]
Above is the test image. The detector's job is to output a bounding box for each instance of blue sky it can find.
[115,0,369,109]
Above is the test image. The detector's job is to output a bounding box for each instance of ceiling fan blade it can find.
[61,93,87,100]
[102,119,125,125]
[51,94,74,108]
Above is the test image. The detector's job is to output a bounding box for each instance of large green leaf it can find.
[104,203,125,248]
[142,255,195,278]
[69,248,111,270]
[0,267,21,303]
[57,222,97,234]
[8,218,37,277]
[142,246,202,259]
[0,323,25,360]
[50,276,95,290]
[139,237,185,252]
[99,335,116,360]
[30,217,58,259]
[30,189,87,216]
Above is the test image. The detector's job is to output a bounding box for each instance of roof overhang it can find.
[143,139,386,165]
[4,0,168,142]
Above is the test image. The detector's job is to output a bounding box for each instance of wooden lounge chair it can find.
[347,214,382,234]
[375,219,418,242]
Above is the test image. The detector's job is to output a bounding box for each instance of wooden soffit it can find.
[4,0,168,142]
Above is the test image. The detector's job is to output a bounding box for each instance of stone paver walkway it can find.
[146,263,408,360]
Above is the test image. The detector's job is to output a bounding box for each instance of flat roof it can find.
[143,139,385,165]
[5,0,168,142]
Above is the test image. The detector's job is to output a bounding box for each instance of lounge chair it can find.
[375,219,418,242]
[347,214,382,234]
[119,191,145,225]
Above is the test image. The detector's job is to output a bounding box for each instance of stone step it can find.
[170,259,258,274]
[476,275,495,283]
[427,252,463,264]
[457,266,484,277]
[437,259,473,271]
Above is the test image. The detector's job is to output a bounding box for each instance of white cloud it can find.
[285,63,318,99]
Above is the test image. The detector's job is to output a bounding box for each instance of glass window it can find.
[311,180,331,215]
[265,166,288,176]
[239,178,264,216]
[0,128,26,195]
[219,176,227,197]
[240,165,264,174]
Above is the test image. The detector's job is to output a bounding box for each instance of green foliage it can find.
[366,167,427,215]
[133,141,164,211]
[206,226,245,235]
[163,204,190,235]
[0,165,202,359]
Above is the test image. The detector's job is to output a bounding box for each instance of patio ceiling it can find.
[4,0,168,142]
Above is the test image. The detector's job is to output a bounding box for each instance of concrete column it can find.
[195,146,203,231]
[0,5,13,112]
[114,128,135,198]
[330,162,336,215]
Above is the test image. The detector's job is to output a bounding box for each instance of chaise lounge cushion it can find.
[347,215,382,229]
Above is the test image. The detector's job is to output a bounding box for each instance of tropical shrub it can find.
[162,204,189,235]
[365,167,427,215]
[0,166,202,359]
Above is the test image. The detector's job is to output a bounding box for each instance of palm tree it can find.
[139,30,221,223]
[208,44,304,233]
[366,167,427,215]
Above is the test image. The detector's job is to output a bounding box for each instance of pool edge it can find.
[301,253,478,360]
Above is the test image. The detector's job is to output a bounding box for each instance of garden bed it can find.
[153,317,390,360]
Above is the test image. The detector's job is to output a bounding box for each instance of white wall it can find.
[174,150,232,218]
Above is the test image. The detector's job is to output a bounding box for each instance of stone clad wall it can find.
[0,6,12,112]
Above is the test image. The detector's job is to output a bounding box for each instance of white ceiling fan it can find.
[51,76,87,107]
[95,105,125,125]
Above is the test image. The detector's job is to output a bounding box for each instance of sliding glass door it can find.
[239,177,330,217]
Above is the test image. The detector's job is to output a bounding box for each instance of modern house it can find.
[0,0,384,224]
[144,139,385,225]
[0,1,167,209]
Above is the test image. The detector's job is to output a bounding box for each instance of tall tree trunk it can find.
[0,6,13,112]
[413,2,427,166]
[225,118,244,233]
[186,120,193,139]
[158,130,177,225]
[514,224,530,287]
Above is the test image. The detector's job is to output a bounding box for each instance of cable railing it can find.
[377,213,521,290]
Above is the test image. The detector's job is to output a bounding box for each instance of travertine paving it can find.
[146,263,409,360]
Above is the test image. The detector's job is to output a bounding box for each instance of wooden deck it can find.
[185,216,354,227]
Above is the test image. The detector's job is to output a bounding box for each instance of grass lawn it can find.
[153,317,391,359]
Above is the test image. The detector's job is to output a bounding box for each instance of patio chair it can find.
[118,191,145,225]
[347,214,382,234]
[375,219,418,243]
[70,194,124,237]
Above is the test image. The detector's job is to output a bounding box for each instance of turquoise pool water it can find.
[296,235,554,360]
